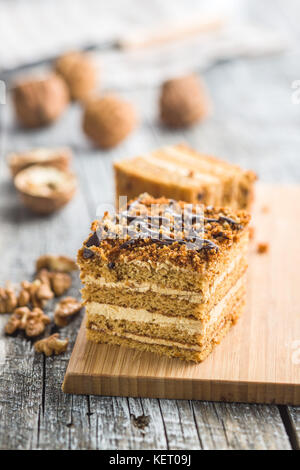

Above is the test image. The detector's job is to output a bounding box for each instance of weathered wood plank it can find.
[0,109,43,450]
[192,402,291,450]
[287,407,300,450]
[87,396,167,450]
[0,328,43,450]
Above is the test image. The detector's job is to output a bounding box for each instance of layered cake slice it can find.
[78,193,250,362]
[114,143,256,210]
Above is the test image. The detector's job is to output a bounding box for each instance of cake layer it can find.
[86,276,245,345]
[86,297,245,362]
[82,257,247,320]
[114,143,256,210]
[79,232,248,297]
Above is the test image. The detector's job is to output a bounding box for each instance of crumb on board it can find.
[249,226,255,240]
[257,242,269,254]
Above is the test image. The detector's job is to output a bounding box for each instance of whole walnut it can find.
[12,74,69,128]
[55,51,96,101]
[159,74,211,128]
[82,94,137,149]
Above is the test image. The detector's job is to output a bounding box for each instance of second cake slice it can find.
[114,143,256,210]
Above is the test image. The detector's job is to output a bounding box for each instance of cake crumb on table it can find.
[249,226,255,240]
[257,242,269,254]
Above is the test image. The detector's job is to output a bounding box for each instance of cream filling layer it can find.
[90,324,203,352]
[83,255,244,303]
[86,275,245,337]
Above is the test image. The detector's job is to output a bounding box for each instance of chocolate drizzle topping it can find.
[83,248,94,259]
[86,231,100,247]
[205,215,242,229]
[84,196,244,257]
[113,198,220,253]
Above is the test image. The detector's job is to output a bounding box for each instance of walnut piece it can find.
[51,272,72,296]
[5,306,50,337]
[82,94,137,149]
[55,51,96,101]
[34,333,69,356]
[7,147,72,177]
[14,165,77,214]
[0,285,18,313]
[159,74,211,128]
[12,74,69,128]
[54,297,82,327]
[18,279,53,309]
[36,269,71,297]
[36,254,77,272]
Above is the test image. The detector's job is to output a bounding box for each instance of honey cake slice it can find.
[114,143,256,210]
[77,193,250,362]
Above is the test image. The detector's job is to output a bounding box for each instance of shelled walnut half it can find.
[18,279,54,309]
[5,306,50,337]
[35,333,69,356]
[0,285,18,313]
[54,297,82,327]
[36,254,77,273]
[14,165,77,214]
[36,269,72,297]
[12,73,69,128]
[7,147,72,177]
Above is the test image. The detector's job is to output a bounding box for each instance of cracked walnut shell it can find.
[159,74,211,128]
[14,165,77,214]
[54,297,82,327]
[5,306,50,337]
[7,147,72,177]
[35,333,69,356]
[82,94,137,149]
[55,51,96,101]
[12,74,69,128]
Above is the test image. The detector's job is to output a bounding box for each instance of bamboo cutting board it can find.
[63,184,300,405]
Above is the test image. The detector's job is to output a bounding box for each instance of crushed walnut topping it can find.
[79,193,250,271]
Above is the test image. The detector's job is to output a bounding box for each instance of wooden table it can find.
[0,0,299,450]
